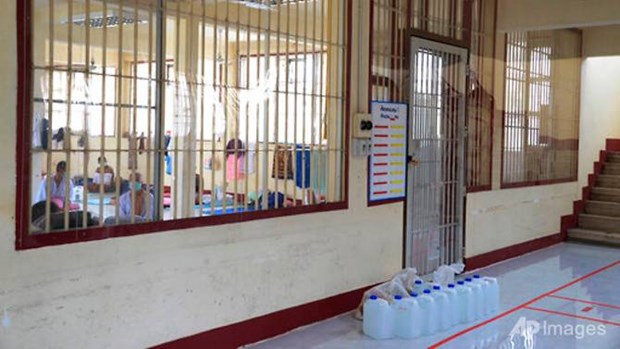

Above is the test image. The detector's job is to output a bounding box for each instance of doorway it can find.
[405,37,468,275]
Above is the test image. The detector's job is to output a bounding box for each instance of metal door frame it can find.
[404,36,468,274]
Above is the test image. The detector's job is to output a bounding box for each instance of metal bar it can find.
[130,0,139,225]
[98,0,109,226]
[64,0,74,231]
[198,0,206,217]
[44,0,55,233]
[261,2,270,210]
[243,4,251,212]
[283,0,291,207]
[153,0,165,221]
[82,0,91,229]
[273,0,281,209]
[171,2,183,219]
[210,0,218,214]
[114,0,125,225]
[145,0,155,222]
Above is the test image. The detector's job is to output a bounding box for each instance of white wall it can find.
[579,25,620,186]
[498,0,620,32]
[465,183,577,258]
[0,3,403,349]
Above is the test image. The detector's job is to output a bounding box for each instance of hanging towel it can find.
[311,149,327,195]
[295,145,311,188]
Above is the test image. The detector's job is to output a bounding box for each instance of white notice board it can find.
[369,101,408,203]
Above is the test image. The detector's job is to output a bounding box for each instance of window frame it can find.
[15,0,352,250]
[500,31,579,189]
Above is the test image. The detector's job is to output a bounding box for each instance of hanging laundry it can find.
[165,154,172,175]
[127,133,138,170]
[164,132,172,156]
[311,149,327,195]
[31,113,48,149]
[271,145,294,180]
[295,145,311,188]
[138,132,146,154]
[240,147,256,175]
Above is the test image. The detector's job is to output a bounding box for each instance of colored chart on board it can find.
[369,101,408,202]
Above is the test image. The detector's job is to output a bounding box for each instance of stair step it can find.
[591,187,620,203]
[602,162,620,175]
[606,152,620,163]
[585,201,620,217]
[579,214,620,234]
[596,174,620,189]
[568,228,620,247]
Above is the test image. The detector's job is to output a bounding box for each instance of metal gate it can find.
[406,37,467,275]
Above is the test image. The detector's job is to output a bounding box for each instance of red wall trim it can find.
[606,139,620,152]
[465,232,564,271]
[467,185,493,194]
[150,284,374,349]
[15,1,352,250]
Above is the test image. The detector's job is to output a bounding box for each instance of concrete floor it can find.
[250,242,620,349]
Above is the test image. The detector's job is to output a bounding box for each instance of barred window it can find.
[502,30,581,187]
[25,0,347,240]
[369,0,494,196]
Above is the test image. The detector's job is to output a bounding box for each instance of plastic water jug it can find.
[445,284,459,326]
[363,295,393,339]
[394,295,422,339]
[483,277,500,313]
[455,280,475,323]
[472,274,490,315]
[409,293,424,338]
[431,285,451,331]
[418,289,438,336]
[465,277,484,319]
[413,279,426,294]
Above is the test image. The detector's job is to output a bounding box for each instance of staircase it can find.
[569,151,620,246]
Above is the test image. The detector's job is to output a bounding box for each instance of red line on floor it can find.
[547,294,620,310]
[581,306,594,313]
[428,260,620,349]
[524,306,620,327]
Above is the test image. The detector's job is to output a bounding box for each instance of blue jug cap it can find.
[433,285,441,290]
[457,280,465,285]
[465,277,473,282]
[473,274,481,279]
[448,284,455,288]
[423,289,431,294]
[394,295,402,300]
[411,292,418,297]
[370,295,378,300]
[415,280,423,285]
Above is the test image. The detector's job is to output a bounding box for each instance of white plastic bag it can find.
[355,268,419,320]
[432,263,465,286]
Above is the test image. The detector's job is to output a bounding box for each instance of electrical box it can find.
[352,113,373,139]
[352,138,372,157]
